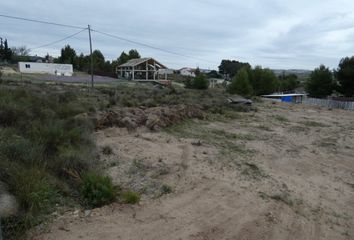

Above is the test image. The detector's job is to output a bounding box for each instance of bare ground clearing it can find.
[33,102,354,240]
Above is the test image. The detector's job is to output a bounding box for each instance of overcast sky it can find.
[1,0,354,70]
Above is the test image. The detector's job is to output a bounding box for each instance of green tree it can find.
[76,53,89,71]
[128,49,141,59]
[227,68,253,96]
[185,74,209,90]
[336,56,354,97]
[249,66,278,95]
[218,60,251,78]
[92,50,105,69]
[306,65,334,98]
[278,73,299,92]
[117,51,130,65]
[116,50,141,66]
[0,39,13,61]
[207,70,222,79]
[59,45,77,67]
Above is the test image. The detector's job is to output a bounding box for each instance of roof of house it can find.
[118,58,167,69]
[119,58,151,67]
[262,93,307,97]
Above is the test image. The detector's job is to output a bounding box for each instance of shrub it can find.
[185,75,209,90]
[102,145,113,155]
[160,184,173,195]
[81,172,118,208]
[227,68,253,97]
[121,191,140,204]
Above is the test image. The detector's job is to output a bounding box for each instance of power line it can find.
[1,14,216,65]
[29,28,88,51]
[91,29,215,64]
[0,14,85,30]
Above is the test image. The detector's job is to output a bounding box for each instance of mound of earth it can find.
[96,104,205,130]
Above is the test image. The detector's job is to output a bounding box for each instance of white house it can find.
[18,62,73,76]
[180,68,196,77]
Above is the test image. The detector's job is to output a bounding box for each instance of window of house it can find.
[25,64,31,68]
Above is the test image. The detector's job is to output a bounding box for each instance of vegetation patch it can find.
[241,162,267,180]
[273,115,289,123]
[0,83,115,239]
[160,184,173,195]
[166,120,254,159]
[299,121,328,128]
[102,145,113,155]
[121,191,140,204]
[81,172,118,208]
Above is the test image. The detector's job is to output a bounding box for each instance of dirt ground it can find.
[33,101,354,240]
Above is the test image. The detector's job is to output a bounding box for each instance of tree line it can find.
[220,60,300,97]
[0,39,141,78]
[306,57,354,98]
[57,45,141,77]
[222,57,354,98]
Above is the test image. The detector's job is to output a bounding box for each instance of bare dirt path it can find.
[33,102,354,240]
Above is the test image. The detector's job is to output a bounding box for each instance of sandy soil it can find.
[33,102,354,240]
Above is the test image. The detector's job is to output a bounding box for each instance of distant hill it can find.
[272,69,312,80]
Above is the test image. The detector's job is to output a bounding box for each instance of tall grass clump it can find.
[81,172,118,208]
[0,85,108,239]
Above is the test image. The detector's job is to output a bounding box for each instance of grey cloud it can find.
[1,0,354,70]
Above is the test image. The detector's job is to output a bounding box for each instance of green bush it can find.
[227,68,253,97]
[81,172,118,208]
[102,145,113,155]
[121,190,140,204]
[185,75,209,90]
[160,184,173,195]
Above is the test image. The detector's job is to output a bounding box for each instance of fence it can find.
[303,97,354,110]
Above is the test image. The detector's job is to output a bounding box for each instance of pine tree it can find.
[227,68,253,97]
[3,39,13,61]
[306,65,334,98]
[336,56,354,97]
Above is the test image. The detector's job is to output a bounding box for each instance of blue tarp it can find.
[281,96,293,103]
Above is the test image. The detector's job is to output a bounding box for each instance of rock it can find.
[0,193,18,217]
[73,209,80,217]
[84,210,92,218]
[146,114,160,130]
[121,117,138,131]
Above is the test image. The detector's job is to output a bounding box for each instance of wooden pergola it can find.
[117,58,170,81]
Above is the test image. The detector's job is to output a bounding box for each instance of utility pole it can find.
[88,25,94,88]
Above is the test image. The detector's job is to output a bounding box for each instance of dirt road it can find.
[33,102,354,240]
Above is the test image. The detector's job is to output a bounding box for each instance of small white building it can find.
[180,68,196,77]
[18,62,73,76]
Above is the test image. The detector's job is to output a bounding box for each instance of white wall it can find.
[18,62,73,76]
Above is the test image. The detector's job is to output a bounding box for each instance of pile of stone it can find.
[96,104,205,131]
